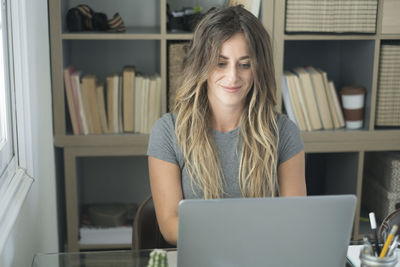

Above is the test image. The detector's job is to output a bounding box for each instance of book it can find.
[306,66,333,130]
[292,73,312,131]
[81,76,94,134]
[79,226,132,245]
[319,69,341,129]
[134,74,144,133]
[282,74,298,126]
[107,74,120,134]
[282,72,305,130]
[96,83,109,134]
[81,74,102,134]
[141,76,150,134]
[63,66,80,135]
[147,74,162,134]
[292,67,322,130]
[328,81,345,128]
[118,74,123,133]
[122,66,135,132]
[71,71,89,135]
[286,71,312,131]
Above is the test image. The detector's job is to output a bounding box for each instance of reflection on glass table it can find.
[31,249,177,267]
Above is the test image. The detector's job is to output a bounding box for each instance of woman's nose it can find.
[226,64,239,82]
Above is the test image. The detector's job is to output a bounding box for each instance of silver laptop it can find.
[177,195,356,267]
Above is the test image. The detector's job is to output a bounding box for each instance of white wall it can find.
[0,0,59,266]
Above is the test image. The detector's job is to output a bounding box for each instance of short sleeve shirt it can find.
[147,113,304,199]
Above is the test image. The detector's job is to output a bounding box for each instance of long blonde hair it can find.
[174,6,279,199]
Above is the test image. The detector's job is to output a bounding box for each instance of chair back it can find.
[132,195,171,249]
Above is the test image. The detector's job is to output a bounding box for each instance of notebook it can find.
[177,195,356,267]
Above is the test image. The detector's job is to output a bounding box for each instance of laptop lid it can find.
[177,195,356,267]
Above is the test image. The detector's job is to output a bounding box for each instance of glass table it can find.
[32,247,356,267]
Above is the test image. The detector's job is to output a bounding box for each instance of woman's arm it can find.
[148,156,183,245]
[277,150,307,196]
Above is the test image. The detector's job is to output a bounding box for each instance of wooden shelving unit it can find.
[49,0,400,251]
[273,0,400,240]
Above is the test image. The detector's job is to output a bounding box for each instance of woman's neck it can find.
[209,105,244,132]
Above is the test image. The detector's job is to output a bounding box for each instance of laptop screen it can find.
[177,195,356,267]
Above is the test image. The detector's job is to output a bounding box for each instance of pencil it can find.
[380,224,398,258]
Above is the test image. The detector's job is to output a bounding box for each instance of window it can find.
[0,0,13,179]
[0,0,33,253]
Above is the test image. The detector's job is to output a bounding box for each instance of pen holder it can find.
[360,250,398,267]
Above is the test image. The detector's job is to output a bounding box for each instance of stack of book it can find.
[285,0,378,33]
[63,66,162,135]
[282,66,345,132]
[79,226,132,245]
[375,44,400,127]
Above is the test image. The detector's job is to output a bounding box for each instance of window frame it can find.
[0,0,14,180]
[0,0,34,253]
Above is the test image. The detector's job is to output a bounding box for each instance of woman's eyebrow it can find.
[219,55,250,60]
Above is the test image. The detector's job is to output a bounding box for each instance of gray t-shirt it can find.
[147,113,304,199]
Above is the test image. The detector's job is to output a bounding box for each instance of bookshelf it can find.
[49,0,400,251]
[273,0,400,240]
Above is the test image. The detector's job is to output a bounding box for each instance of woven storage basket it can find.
[285,0,378,33]
[365,152,400,192]
[168,42,189,111]
[376,44,400,126]
[363,174,400,222]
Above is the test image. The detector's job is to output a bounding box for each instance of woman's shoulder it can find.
[148,112,181,165]
[159,112,176,122]
[152,112,177,132]
[276,113,297,131]
[275,113,304,164]
[275,112,302,140]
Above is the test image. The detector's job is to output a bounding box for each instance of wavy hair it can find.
[173,5,279,199]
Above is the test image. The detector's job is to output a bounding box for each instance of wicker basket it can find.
[285,0,378,33]
[363,174,400,222]
[168,42,189,111]
[365,152,400,192]
[375,44,400,126]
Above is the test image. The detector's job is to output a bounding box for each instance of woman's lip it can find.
[221,85,241,91]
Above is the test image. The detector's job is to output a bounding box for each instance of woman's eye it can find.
[240,63,251,69]
[217,62,227,67]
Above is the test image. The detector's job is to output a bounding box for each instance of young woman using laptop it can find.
[147,5,306,245]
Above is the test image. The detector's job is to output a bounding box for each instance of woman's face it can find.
[207,32,254,110]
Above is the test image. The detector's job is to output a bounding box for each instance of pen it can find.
[380,224,398,258]
[369,212,381,255]
[387,235,399,257]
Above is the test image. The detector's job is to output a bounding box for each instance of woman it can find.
[147,5,306,245]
